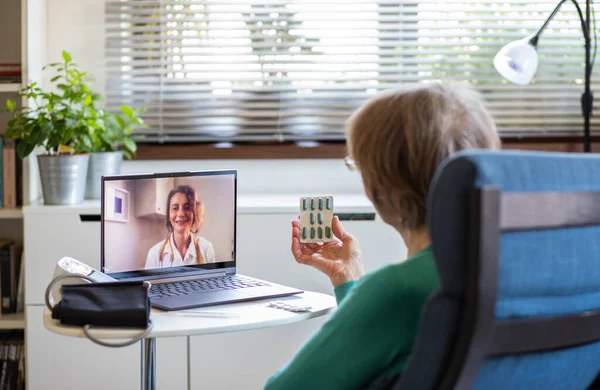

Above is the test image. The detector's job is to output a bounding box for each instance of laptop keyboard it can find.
[148,275,269,299]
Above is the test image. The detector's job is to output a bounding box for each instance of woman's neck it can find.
[173,231,192,257]
[400,228,431,258]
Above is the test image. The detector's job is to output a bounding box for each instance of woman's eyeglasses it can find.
[344,156,358,171]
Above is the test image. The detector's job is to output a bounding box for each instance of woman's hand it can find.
[291,216,364,287]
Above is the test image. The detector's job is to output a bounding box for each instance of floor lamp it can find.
[493,0,594,152]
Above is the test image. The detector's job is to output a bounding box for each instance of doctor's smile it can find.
[145,185,216,268]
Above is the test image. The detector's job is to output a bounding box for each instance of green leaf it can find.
[122,137,137,153]
[40,121,54,134]
[4,127,17,139]
[16,142,35,159]
[50,75,61,82]
[120,105,134,117]
[62,50,72,63]
[84,95,93,106]
[82,134,93,150]
[32,128,47,145]
[6,99,15,112]
[115,115,126,129]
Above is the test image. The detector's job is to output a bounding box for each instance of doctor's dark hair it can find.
[165,185,205,234]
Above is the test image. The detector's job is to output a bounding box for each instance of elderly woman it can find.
[264,83,501,389]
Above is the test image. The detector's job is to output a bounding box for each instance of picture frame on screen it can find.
[105,186,130,223]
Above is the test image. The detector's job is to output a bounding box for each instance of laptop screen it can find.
[101,170,237,279]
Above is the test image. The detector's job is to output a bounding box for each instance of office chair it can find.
[392,150,600,390]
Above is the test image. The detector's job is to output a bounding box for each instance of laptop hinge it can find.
[150,271,227,285]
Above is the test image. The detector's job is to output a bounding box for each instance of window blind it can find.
[105,0,599,143]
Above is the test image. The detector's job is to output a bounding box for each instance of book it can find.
[8,245,21,314]
[2,141,15,209]
[13,142,22,207]
[0,138,3,207]
[14,253,23,314]
[0,64,21,79]
[0,241,13,314]
[0,337,23,390]
[0,243,21,315]
[0,78,21,84]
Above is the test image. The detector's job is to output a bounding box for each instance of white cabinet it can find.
[27,306,140,390]
[24,205,102,305]
[189,210,405,390]
[27,306,189,390]
[134,177,174,218]
[190,316,329,390]
[24,195,406,390]
[23,203,188,390]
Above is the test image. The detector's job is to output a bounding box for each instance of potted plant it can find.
[4,51,96,205]
[4,51,147,203]
[84,105,147,199]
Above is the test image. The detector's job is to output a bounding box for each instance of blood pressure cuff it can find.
[51,281,151,328]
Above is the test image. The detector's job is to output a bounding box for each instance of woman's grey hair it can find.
[346,82,501,231]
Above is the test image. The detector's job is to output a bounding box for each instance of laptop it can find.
[100,169,303,311]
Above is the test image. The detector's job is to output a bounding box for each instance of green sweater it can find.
[264,246,439,390]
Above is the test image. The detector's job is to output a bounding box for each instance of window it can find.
[105,0,598,143]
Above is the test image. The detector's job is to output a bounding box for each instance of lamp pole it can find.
[583,0,592,152]
[529,0,593,152]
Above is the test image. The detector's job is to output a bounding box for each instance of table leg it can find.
[141,337,156,390]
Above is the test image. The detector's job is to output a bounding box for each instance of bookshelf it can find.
[0,83,21,93]
[0,209,23,219]
[0,313,24,330]
[0,0,46,389]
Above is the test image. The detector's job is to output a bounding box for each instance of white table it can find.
[44,291,336,390]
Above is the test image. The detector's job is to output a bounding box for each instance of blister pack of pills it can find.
[267,301,312,312]
[299,196,334,243]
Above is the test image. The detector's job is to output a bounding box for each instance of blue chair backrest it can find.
[396,150,600,390]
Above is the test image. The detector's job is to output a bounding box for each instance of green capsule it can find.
[318,213,323,224]
[325,226,331,238]
[326,197,332,210]
[310,198,316,210]
[310,227,316,239]
[318,227,323,239]
[318,198,323,210]
[310,212,315,224]
[302,198,307,210]
[302,227,307,240]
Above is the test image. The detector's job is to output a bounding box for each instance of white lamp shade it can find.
[493,38,539,85]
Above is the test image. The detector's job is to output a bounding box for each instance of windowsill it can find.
[134,141,347,160]
[132,137,600,160]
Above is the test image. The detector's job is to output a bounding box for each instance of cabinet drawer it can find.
[25,213,101,305]
[26,306,188,390]
[190,316,328,390]
[26,305,139,390]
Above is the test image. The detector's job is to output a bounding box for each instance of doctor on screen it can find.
[145,185,216,269]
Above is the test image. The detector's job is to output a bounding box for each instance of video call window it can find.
[103,173,235,274]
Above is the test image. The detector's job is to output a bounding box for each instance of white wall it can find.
[46,0,106,94]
